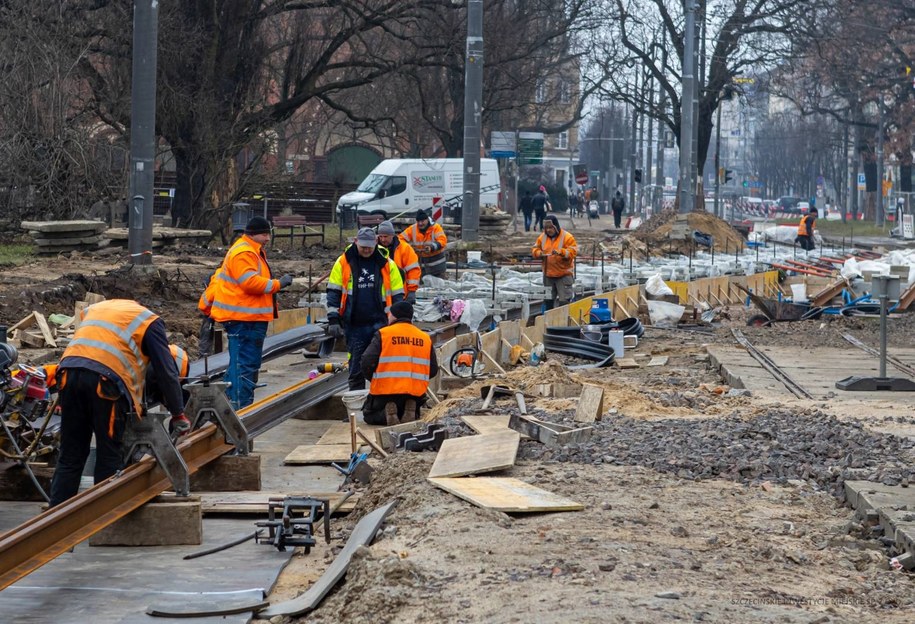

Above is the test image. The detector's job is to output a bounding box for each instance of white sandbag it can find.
[645,273,674,296]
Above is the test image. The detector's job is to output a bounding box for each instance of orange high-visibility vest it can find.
[391,241,422,294]
[532,229,578,278]
[62,299,157,414]
[369,323,433,397]
[197,267,222,316]
[210,235,280,322]
[42,363,58,393]
[401,223,447,273]
[797,215,814,237]
[169,345,189,378]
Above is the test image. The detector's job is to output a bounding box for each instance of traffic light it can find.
[633,168,642,183]
[724,169,734,184]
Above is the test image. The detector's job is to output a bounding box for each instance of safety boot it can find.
[403,399,418,423]
[384,402,400,426]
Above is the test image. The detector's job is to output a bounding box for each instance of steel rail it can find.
[0,369,347,591]
[731,329,813,399]
[842,333,915,378]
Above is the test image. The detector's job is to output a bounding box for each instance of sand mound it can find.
[632,209,746,253]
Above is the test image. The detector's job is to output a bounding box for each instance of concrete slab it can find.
[844,480,915,560]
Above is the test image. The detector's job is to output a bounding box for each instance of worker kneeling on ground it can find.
[360,301,438,425]
[48,300,189,507]
[532,214,578,310]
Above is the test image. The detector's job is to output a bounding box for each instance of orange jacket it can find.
[532,229,577,277]
[169,345,189,378]
[210,235,280,323]
[390,239,422,294]
[797,215,815,237]
[369,322,433,397]
[42,363,58,394]
[61,300,158,414]
[401,222,447,274]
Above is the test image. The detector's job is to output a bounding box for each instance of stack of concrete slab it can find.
[105,226,213,249]
[20,220,109,255]
[478,212,511,238]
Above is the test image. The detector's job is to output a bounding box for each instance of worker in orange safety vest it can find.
[401,209,448,277]
[376,220,421,303]
[360,301,438,425]
[796,208,817,251]
[531,214,578,310]
[209,216,294,408]
[48,299,189,506]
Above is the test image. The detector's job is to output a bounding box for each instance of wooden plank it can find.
[283,444,363,464]
[85,292,106,305]
[615,357,640,369]
[428,477,583,513]
[461,414,530,440]
[260,502,397,618]
[7,312,35,334]
[575,384,604,423]
[508,414,593,448]
[647,356,669,367]
[356,428,388,458]
[315,422,382,446]
[33,312,57,347]
[427,431,520,478]
[198,491,357,515]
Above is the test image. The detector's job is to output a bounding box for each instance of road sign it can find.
[491,131,516,158]
[574,164,588,185]
[518,131,544,165]
[858,173,866,191]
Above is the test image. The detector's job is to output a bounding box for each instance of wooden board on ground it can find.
[428,431,520,479]
[283,444,363,464]
[428,477,584,513]
[461,414,530,440]
[647,356,669,367]
[198,491,359,515]
[317,422,382,446]
[574,384,604,423]
[615,357,640,369]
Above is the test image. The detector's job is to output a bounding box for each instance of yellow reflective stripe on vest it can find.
[378,355,431,366]
[211,300,274,315]
[372,371,430,381]
[67,337,142,389]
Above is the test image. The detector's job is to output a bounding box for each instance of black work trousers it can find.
[49,368,129,507]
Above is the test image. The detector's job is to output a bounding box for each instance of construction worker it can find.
[796,207,818,251]
[145,344,191,409]
[376,220,421,303]
[401,209,448,277]
[326,227,405,391]
[361,301,438,425]
[209,216,293,409]
[48,299,189,507]
[532,214,578,310]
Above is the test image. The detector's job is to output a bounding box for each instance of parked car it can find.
[797,201,810,214]
[777,196,801,213]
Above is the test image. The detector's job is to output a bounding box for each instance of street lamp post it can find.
[461,0,484,241]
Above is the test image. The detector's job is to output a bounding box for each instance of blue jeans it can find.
[523,212,533,231]
[346,322,385,390]
[223,320,268,409]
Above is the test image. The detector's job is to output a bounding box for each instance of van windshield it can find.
[357,174,388,193]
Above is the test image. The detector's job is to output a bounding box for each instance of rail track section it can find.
[0,367,348,591]
[731,329,813,399]
[842,333,915,378]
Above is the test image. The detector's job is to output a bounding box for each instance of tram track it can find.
[731,328,813,399]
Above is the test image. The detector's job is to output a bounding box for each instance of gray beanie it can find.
[377,220,396,236]
[355,227,377,247]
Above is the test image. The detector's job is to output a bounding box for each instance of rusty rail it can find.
[0,369,347,590]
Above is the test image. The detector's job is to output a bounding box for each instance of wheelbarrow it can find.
[735,283,823,327]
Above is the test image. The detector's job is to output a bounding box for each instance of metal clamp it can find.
[122,411,189,497]
[255,496,331,553]
[183,381,249,454]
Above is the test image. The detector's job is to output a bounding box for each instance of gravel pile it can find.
[519,408,915,497]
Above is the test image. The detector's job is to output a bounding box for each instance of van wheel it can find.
[371,210,388,217]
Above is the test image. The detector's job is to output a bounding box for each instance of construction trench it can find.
[2,213,915,622]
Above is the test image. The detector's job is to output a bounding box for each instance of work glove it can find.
[278,274,294,289]
[405,291,417,304]
[169,413,192,437]
[532,249,542,258]
[326,319,345,338]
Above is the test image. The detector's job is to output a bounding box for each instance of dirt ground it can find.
[3,229,915,623]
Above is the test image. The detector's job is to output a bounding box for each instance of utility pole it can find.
[654,31,667,214]
[629,75,638,216]
[876,101,885,228]
[678,0,698,213]
[461,0,484,241]
[127,0,159,265]
[713,98,722,218]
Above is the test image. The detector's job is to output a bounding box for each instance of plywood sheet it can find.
[317,422,381,446]
[283,444,362,464]
[199,491,358,515]
[461,415,530,440]
[575,384,604,423]
[428,431,520,478]
[428,477,584,512]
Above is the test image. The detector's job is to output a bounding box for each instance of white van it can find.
[336,158,501,221]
